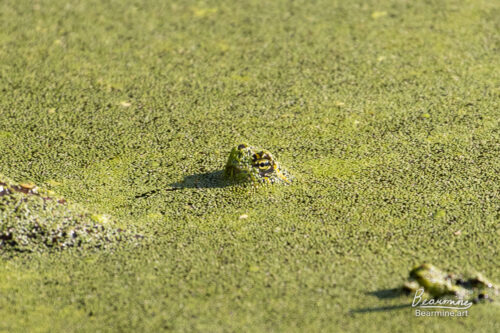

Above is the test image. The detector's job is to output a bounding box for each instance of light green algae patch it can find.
[0,175,141,252]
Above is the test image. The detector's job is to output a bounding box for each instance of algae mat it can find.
[0,0,499,332]
[0,175,141,252]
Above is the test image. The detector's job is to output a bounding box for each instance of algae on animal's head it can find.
[225,144,293,184]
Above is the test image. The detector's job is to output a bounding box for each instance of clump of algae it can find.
[0,175,141,252]
[403,263,499,304]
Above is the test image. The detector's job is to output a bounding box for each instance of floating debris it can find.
[0,176,142,253]
[403,263,499,303]
[225,144,293,184]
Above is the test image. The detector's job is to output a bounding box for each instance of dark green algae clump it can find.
[403,263,499,304]
[0,175,141,252]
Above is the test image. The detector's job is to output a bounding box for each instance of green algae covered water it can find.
[0,0,499,331]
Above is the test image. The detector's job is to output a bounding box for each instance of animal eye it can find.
[257,160,271,170]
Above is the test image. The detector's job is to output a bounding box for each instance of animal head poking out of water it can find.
[225,144,292,184]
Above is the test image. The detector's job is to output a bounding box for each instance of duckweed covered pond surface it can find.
[0,0,499,331]
[0,175,141,252]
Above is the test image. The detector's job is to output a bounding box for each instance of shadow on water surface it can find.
[350,288,412,314]
[134,170,233,198]
[169,170,233,189]
[350,303,412,314]
[367,288,405,300]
